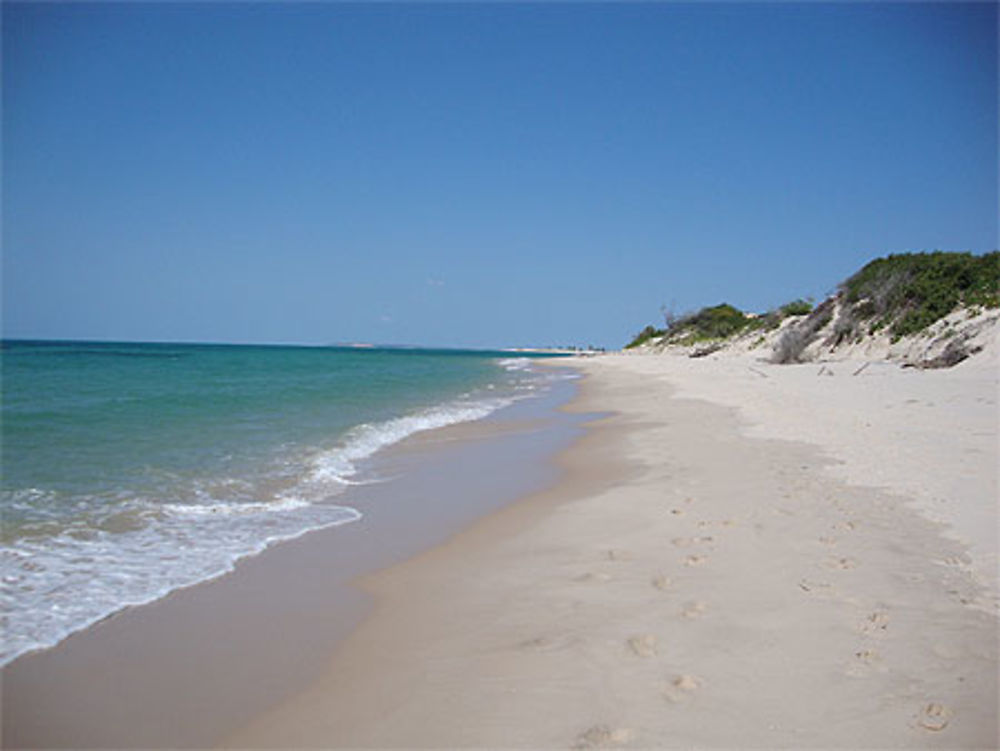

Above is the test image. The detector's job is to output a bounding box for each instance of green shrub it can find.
[624,324,665,349]
[624,250,997,355]
[842,251,999,338]
[668,303,757,342]
[779,299,813,317]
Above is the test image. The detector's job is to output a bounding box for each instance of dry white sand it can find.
[223,351,999,749]
[614,349,1000,604]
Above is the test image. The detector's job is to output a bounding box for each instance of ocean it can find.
[0,340,569,665]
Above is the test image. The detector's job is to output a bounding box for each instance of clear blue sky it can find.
[3,2,996,349]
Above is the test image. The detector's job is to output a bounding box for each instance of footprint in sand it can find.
[916,702,953,731]
[663,674,702,702]
[684,554,708,567]
[818,535,838,547]
[606,549,632,562]
[947,587,975,606]
[670,508,685,517]
[518,634,579,653]
[826,556,857,570]
[626,634,658,658]
[845,648,885,677]
[573,725,633,749]
[651,573,671,591]
[859,609,890,636]
[798,578,833,594]
[681,601,708,619]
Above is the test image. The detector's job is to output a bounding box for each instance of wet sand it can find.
[223,352,998,748]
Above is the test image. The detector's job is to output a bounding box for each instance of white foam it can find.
[307,398,513,485]
[497,357,533,372]
[161,496,312,517]
[0,503,362,665]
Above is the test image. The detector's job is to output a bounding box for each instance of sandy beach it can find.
[223,350,999,749]
[5,2,996,747]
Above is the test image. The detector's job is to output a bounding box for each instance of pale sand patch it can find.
[609,349,999,597]
[222,354,998,749]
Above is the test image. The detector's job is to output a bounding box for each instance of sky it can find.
[2,2,996,349]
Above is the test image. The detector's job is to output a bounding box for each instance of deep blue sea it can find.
[0,340,566,664]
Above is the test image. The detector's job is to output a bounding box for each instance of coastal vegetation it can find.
[624,324,666,350]
[779,298,814,317]
[626,251,999,367]
[625,299,813,349]
[839,251,999,339]
[774,251,999,364]
[669,303,762,343]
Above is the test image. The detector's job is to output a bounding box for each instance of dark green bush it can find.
[669,303,757,342]
[624,324,665,349]
[779,299,813,317]
[842,251,999,338]
[624,303,762,348]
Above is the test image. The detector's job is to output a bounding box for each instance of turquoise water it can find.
[1,340,564,663]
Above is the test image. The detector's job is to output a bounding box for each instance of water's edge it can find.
[1,348,561,665]
[1,363,590,749]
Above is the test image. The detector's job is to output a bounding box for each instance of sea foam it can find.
[306,397,514,485]
[0,501,362,665]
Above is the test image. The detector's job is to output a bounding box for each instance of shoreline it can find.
[1,368,589,748]
[0,345,569,669]
[224,352,998,748]
[4,351,996,748]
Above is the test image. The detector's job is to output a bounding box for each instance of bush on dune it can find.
[842,251,999,339]
[625,298,815,350]
[779,299,813,317]
[669,304,758,342]
[624,250,998,360]
[624,325,666,349]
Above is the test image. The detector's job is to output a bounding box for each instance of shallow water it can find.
[0,340,568,663]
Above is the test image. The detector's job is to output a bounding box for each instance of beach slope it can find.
[225,351,998,748]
